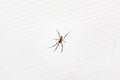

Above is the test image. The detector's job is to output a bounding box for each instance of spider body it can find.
[59,36,63,43]
[49,29,70,53]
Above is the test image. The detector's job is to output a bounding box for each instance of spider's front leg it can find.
[56,29,60,37]
[53,39,59,40]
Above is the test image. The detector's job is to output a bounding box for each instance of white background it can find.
[0,0,120,80]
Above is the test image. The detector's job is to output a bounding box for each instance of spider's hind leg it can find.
[61,43,63,53]
[54,43,59,52]
[49,42,58,48]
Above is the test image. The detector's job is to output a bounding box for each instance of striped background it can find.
[0,0,120,80]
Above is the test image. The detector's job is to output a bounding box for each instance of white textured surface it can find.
[0,0,120,80]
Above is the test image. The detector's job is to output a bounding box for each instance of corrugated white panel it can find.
[0,0,120,80]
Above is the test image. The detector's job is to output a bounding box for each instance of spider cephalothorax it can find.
[49,29,70,53]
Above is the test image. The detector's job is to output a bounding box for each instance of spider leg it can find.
[56,29,60,37]
[49,42,58,48]
[61,42,63,53]
[63,40,66,42]
[63,31,70,39]
[54,43,59,52]
[53,39,59,40]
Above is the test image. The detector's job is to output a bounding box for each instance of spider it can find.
[49,29,70,53]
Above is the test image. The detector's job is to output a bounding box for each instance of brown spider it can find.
[49,29,70,53]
